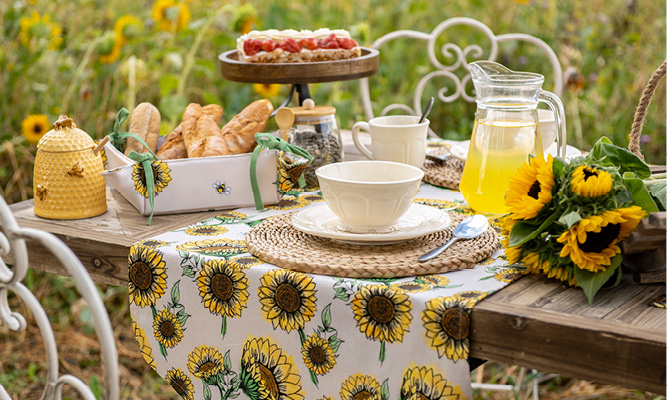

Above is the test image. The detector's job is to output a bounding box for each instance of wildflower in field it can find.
[98,31,122,64]
[253,83,281,98]
[114,15,142,44]
[18,12,63,50]
[232,4,258,34]
[21,114,50,144]
[152,0,190,32]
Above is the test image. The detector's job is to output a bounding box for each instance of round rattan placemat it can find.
[422,149,465,190]
[246,212,499,278]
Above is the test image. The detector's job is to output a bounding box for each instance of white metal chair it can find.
[0,195,119,400]
[360,16,563,138]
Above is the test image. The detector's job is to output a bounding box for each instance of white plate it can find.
[291,203,451,245]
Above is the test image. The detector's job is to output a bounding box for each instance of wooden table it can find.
[6,188,665,394]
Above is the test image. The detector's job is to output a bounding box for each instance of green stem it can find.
[298,328,306,345]
[221,316,227,338]
[379,341,386,364]
[309,369,319,386]
[62,38,99,112]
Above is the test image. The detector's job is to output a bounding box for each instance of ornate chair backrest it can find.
[0,196,119,400]
[359,17,563,137]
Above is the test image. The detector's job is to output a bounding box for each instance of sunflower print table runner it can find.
[128,183,519,400]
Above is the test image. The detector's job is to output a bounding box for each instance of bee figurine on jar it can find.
[33,115,107,219]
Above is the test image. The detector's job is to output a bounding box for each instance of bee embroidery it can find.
[66,161,84,178]
[212,180,231,195]
[36,184,47,201]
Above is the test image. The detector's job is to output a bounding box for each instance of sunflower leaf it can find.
[558,211,582,229]
[509,212,559,247]
[223,350,232,372]
[648,181,666,211]
[171,280,180,305]
[321,304,332,328]
[202,383,212,400]
[552,156,567,178]
[573,254,622,306]
[623,174,659,213]
[589,137,651,179]
[381,379,390,400]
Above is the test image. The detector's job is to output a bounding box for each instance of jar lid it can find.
[37,115,96,152]
[290,98,336,118]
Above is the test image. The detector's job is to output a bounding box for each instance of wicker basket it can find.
[621,60,666,283]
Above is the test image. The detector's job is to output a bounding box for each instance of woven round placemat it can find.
[422,152,466,190]
[246,212,499,278]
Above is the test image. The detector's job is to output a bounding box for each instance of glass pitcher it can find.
[459,61,566,215]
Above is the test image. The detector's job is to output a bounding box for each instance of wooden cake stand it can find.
[218,47,379,105]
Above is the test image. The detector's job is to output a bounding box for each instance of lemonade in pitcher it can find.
[459,118,543,214]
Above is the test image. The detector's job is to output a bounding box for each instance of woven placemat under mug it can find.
[246,211,499,279]
[423,148,465,190]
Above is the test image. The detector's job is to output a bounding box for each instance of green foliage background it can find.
[0,0,665,204]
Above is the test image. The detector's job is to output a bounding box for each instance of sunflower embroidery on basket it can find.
[277,150,309,194]
[132,158,172,197]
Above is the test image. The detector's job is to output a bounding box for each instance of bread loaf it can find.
[156,104,224,160]
[181,103,205,157]
[201,115,230,157]
[221,99,273,154]
[125,102,161,156]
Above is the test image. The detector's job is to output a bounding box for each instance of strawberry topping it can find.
[319,34,340,49]
[261,39,277,52]
[299,38,319,50]
[243,39,262,56]
[278,38,301,53]
[337,37,358,50]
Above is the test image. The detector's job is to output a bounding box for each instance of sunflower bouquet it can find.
[501,137,665,304]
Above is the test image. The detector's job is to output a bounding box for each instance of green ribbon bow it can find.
[250,133,313,211]
[109,108,159,160]
[128,151,157,225]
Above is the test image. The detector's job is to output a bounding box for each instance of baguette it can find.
[201,115,230,157]
[156,104,224,160]
[125,102,161,156]
[221,99,273,154]
[181,103,205,157]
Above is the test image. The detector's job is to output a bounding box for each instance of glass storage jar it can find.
[288,99,343,188]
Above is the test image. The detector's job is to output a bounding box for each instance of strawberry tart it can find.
[237,29,361,63]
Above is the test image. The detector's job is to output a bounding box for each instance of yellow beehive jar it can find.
[33,115,107,219]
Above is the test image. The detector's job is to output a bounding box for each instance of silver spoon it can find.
[418,214,488,262]
[419,97,434,124]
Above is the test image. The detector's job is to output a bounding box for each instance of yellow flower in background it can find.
[19,12,63,50]
[153,0,190,32]
[232,4,258,34]
[99,42,122,64]
[114,15,142,44]
[301,334,336,375]
[400,364,467,400]
[351,284,412,343]
[505,155,554,220]
[557,206,645,272]
[253,83,281,98]
[570,165,613,197]
[339,373,381,400]
[153,308,184,348]
[21,114,49,144]
[187,344,224,380]
[164,368,194,400]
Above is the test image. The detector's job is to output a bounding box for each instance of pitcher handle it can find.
[538,90,567,158]
[352,121,373,160]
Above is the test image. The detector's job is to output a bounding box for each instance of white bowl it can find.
[315,161,424,233]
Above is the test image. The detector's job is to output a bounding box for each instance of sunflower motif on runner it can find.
[277,151,309,194]
[494,268,525,283]
[390,281,431,293]
[301,334,336,376]
[214,210,248,223]
[131,315,156,370]
[176,238,248,258]
[399,364,467,400]
[317,397,335,400]
[134,239,169,249]
[258,269,317,333]
[557,206,645,273]
[351,285,412,362]
[240,335,305,400]
[453,291,488,305]
[505,155,555,220]
[339,373,382,400]
[132,160,172,198]
[128,245,167,308]
[153,308,184,348]
[422,296,473,362]
[231,255,264,269]
[266,196,309,211]
[187,344,224,381]
[301,193,325,203]
[185,225,228,236]
[165,368,195,400]
[418,275,451,288]
[197,259,249,336]
[570,165,613,198]
[414,198,462,210]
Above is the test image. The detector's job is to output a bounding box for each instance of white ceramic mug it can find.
[352,115,429,168]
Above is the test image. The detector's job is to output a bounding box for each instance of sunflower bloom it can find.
[131,316,156,370]
[351,285,413,343]
[253,83,281,98]
[390,281,430,293]
[152,0,190,32]
[339,373,381,400]
[132,160,172,197]
[128,245,167,307]
[301,334,336,376]
[99,41,122,64]
[21,114,50,144]
[114,15,142,44]
[570,165,613,197]
[494,268,525,283]
[185,225,228,236]
[258,269,317,332]
[197,259,249,317]
[557,206,645,272]
[177,238,248,257]
[165,368,194,400]
[422,296,473,362]
[505,155,555,219]
[153,308,184,348]
[187,344,224,380]
[18,12,63,50]
[240,335,305,400]
[400,364,467,400]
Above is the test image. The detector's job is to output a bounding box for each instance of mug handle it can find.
[352,121,373,159]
